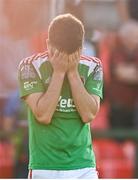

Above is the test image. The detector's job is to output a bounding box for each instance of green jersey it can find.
[18,51,103,170]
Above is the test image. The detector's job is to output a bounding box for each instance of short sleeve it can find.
[85,63,103,99]
[18,61,45,98]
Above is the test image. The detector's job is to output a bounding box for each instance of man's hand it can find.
[67,50,100,123]
[25,50,68,125]
[49,50,68,74]
[67,50,80,76]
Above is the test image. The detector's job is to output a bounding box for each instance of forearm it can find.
[68,71,99,123]
[36,72,65,124]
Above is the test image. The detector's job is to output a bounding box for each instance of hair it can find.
[48,13,85,54]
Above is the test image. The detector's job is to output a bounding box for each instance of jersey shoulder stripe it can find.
[18,51,49,79]
[33,51,48,61]
[80,55,102,76]
[18,51,48,69]
[80,55,102,65]
[18,54,36,69]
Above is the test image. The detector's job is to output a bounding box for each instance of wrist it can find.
[53,71,66,78]
[67,70,79,79]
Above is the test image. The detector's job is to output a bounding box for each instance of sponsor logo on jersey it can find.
[24,81,37,91]
[56,96,76,112]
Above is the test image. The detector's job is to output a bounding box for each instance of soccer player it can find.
[18,14,103,179]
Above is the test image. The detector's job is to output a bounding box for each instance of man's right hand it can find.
[25,50,69,125]
[49,50,68,74]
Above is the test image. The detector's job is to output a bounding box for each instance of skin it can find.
[67,51,100,123]
[24,40,100,124]
[24,50,68,124]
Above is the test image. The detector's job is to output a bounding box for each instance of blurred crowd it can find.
[0,0,138,178]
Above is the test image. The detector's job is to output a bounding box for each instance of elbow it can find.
[81,113,96,123]
[81,108,99,123]
[32,103,52,125]
[35,113,52,125]
[82,97,100,123]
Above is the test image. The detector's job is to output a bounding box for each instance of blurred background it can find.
[0,0,138,178]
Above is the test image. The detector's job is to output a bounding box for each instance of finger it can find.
[71,51,78,62]
[47,45,53,58]
[59,52,65,58]
[63,54,68,63]
[62,53,69,66]
[63,53,69,60]
[68,54,71,61]
[78,48,81,55]
[69,54,73,62]
[52,49,60,59]
[77,50,80,61]
[74,51,78,60]
[57,52,65,63]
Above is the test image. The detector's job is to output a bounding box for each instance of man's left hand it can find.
[67,50,80,76]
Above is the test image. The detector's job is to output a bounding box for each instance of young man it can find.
[18,14,103,179]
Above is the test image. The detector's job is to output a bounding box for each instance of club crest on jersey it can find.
[20,65,36,80]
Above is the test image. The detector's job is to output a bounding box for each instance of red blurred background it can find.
[0,0,138,178]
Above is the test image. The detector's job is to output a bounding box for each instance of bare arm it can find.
[24,51,68,124]
[67,51,100,123]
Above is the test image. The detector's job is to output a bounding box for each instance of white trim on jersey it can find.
[79,60,97,76]
[32,56,48,79]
